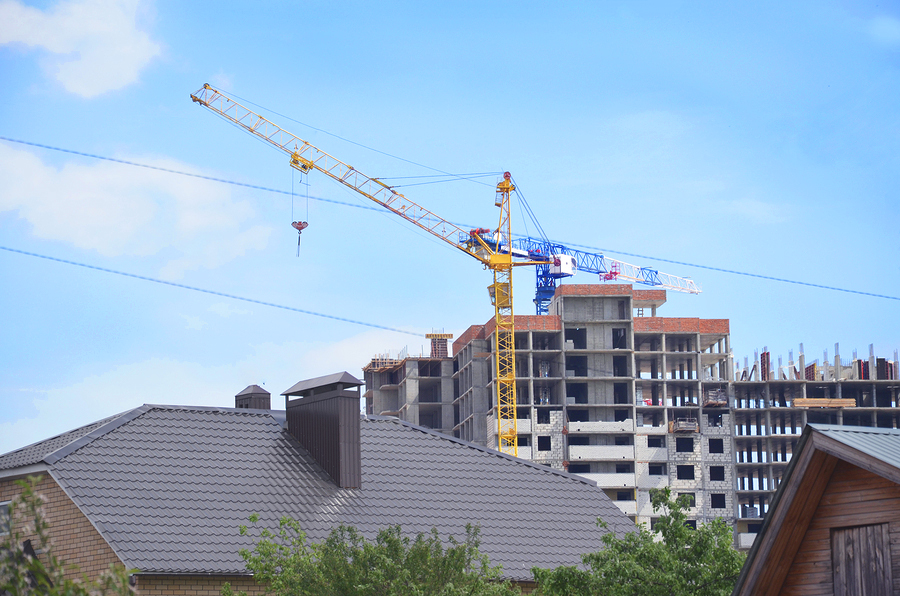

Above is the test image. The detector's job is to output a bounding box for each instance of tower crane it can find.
[509,237,701,314]
[190,83,540,456]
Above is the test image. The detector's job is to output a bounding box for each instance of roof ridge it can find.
[363,415,597,487]
[43,405,153,465]
[143,403,278,415]
[809,423,900,435]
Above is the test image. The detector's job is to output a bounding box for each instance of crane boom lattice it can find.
[191,83,521,456]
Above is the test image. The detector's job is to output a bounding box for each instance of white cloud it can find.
[0,329,419,453]
[0,143,273,277]
[207,71,233,91]
[181,314,206,330]
[714,198,791,225]
[869,16,900,47]
[157,224,272,280]
[208,302,251,317]
[0,0,160,97]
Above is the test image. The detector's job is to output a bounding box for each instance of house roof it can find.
[282,371,363,396]
[1,404,633,581]
[732,423,900,596]
[235,384,269,396]
[0,413,121,470]
[811,423,900,472]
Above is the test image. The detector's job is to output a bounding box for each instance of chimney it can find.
[235,384,271,409]
[282,372,363,489]
[426,332,453,359]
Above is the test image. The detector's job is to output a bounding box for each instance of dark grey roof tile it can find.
[9,405,634,581]
[0,413,124,470]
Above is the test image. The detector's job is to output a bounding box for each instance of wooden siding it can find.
[752,449,839,596]
[781,460,900,596]
[831,523,892,596]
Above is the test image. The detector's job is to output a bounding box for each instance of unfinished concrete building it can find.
[363,283,900,546]
[367,284,735,531]
[364,335,455,436]
[731,343,900,548]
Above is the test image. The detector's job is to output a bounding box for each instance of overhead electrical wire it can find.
[0,245,420,336]
[550,239,900,302]
[0,135,384,213]
[217,88,495,187]
[1,135,897,302]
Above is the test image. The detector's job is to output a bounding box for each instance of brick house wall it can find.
[134,574,534,595]
[134,575,266,596]
[0,473,122,581]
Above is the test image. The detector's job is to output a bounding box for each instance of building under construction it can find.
[363,284,900,547]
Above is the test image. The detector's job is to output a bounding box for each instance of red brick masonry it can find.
[634,317,729,334]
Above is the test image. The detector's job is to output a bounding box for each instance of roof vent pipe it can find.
[282,372,363,489]
[235,385,271,410]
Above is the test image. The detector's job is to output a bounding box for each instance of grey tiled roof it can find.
[9,405,633,581]
[0,412,125,470]
[810,423,900,471]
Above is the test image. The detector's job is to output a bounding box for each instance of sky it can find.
[1,1,898,454]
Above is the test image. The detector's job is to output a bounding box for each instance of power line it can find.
[552,239,900,302]
[2,135,896,302]
[0,245,421,337]
[0,135,384,213]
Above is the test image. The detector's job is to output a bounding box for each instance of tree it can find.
[532,489,745,596]
[222,515,521,596]
[0,476,135,596]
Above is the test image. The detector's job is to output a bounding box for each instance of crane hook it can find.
[292,221,309,257]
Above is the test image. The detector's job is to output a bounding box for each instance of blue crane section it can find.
[509,237,701,314]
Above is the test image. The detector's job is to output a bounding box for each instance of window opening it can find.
[677,465,695,480]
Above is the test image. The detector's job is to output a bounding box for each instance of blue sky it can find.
[1,1,898,453]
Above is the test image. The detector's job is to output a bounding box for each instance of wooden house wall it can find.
[781,460,900,596]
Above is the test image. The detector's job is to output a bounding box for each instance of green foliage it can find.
[0,475,136,596]
[222,516,520,596]
[532,488,745,596]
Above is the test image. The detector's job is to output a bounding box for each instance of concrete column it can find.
[834,343,841,381]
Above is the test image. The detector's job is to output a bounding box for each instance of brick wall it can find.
[135,573,535,595]
[633,317,730,333]
[0,473,122,581]
[555,284,634,297]
[483,315,562,338]
[452,324,486,356]
[135,575,266,596]
[633,289,667,302]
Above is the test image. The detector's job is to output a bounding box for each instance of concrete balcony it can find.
[568,420,634,433]
[636,474,669,489]
[516,419,532,433]
[516,446,533,460]
[635,446,668,462]
[569,445,635,461]
[613,500,637,516]
[737,533,758,549]
[581,472,635,488]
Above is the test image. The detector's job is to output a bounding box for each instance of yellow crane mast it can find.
[191,83,534,456]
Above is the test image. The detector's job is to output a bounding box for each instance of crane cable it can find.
[216,88,495,188]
